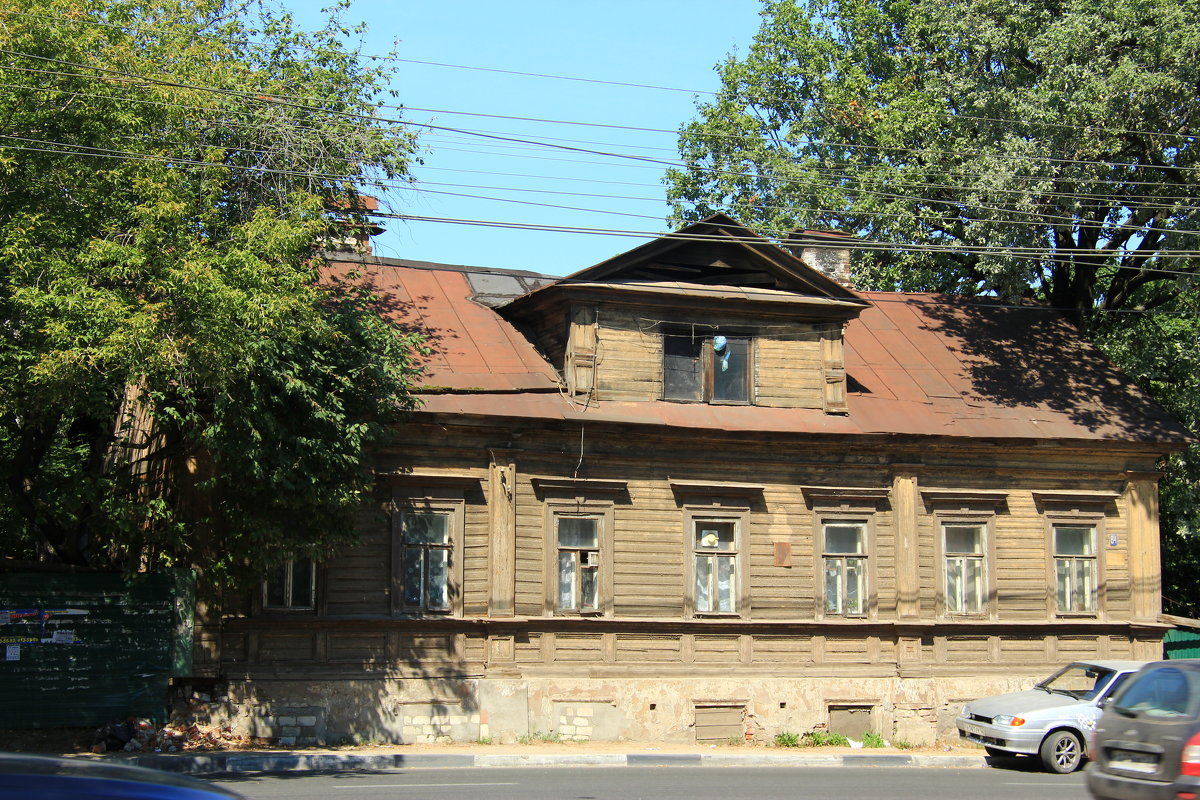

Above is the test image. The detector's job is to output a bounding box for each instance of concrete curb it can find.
[113,750,988,775]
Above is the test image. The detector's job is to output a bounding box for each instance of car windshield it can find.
[1035,664,1116,700]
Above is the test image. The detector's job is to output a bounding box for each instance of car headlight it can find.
[991,715,1026,727]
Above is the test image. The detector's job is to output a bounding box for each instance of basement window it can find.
[663,333,752,404]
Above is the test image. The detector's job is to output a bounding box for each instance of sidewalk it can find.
[106,743,989,775]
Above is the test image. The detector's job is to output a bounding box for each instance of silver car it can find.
[957,659,1145,773]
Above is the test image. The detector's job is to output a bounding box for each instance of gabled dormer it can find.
[499,215,869,415]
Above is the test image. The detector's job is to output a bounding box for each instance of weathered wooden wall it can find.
[214,419,1166,684]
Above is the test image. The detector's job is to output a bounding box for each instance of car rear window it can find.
[1113,666,1200,719]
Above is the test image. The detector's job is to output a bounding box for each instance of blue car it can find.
[0,753,243,800]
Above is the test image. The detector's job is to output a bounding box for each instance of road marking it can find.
[341,782,520,789]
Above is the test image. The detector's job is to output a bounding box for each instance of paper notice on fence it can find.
[5,644,18,661]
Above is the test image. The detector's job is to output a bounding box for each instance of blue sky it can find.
[291,1,764,276]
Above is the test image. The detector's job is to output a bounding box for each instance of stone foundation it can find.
[186,670,1055,747]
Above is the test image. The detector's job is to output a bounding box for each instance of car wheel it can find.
[1039,730,1083,773]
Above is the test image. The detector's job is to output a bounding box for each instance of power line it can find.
[376,212,1200,274]
[3,130,1197,278]
[5,50,1197,176]
[10,130,1200,240]
[8,6,1200,144]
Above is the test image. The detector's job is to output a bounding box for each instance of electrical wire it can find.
[3,56,1197,176]
[7,7,1200,143]
[9,130,1200,240]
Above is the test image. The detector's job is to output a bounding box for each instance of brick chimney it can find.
[785,229,855,288]
[326,194,384,255]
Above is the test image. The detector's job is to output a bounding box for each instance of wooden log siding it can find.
[513,474,545,618]
[587,308,830,407]
[613,481,686,617]
[221,416,1167,684]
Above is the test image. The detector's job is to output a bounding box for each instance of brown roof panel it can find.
[325,259,560,392]
[329,257,1189,447]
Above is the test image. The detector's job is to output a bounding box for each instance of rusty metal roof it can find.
[324,257,560,392]
[331,256,1189,447]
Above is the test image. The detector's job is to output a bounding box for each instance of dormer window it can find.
[663,333,752,404]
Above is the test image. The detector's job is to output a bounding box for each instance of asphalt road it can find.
[209,764,1091,800]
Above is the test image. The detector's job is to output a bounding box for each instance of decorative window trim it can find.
[816,513,875,620]
[683,505,751,619]
[670,479,765,498]
[935,512,996,619]
[1033,490,1119,513]
[920,488,1008,511]
[378,470,482,489]
[390,487,466,617]
[801,486,889,510]
[532,477,628,495]
[261,558,317,613]
[543,499,615,617]
[1045,512,1106,619]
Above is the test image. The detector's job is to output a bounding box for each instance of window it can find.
[823,522,866,616]
[663,333,751,404]
[1054,524,1097,613]
[399,510,452,611]
[692,519,738,613]
[556,515,601,612]
[944,524,986,614]
[1113,666,1197,718]
[263,558,315,610]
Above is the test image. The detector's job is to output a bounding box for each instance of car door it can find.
[1094,664,1200,782]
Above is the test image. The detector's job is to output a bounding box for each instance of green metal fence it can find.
[1164,627,1200,660]
[0,570,194,728]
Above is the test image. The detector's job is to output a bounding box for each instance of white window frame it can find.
[684,506,750,619]
[262,558,316,611]
[939,517,992,616]
[543,498,615,617]
[554,513,602,614]
[821,519,868,617]
[1051,521,1100,615]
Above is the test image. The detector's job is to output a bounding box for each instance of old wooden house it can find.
[204,215,1189,746]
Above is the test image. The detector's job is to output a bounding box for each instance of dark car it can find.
[1087,659,1200,799]
[0,752,243,800]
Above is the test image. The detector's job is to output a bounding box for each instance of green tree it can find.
[669,0,1200,612]
[0,0,425,585]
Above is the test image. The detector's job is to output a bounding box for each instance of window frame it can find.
[391,489,466,617]
[1048,517,1103,617]
[819,517,871,619]
[261,558,317,612]
[661,332,754,406]
[683,505,751,619]
[936,514,996,618]
[543,499,615,617]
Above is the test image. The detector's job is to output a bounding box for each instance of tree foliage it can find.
[669,0,1200,613]
[0,0,425,585]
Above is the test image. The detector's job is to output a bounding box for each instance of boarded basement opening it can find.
[828,705,873,740]
[694,704,744,743]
